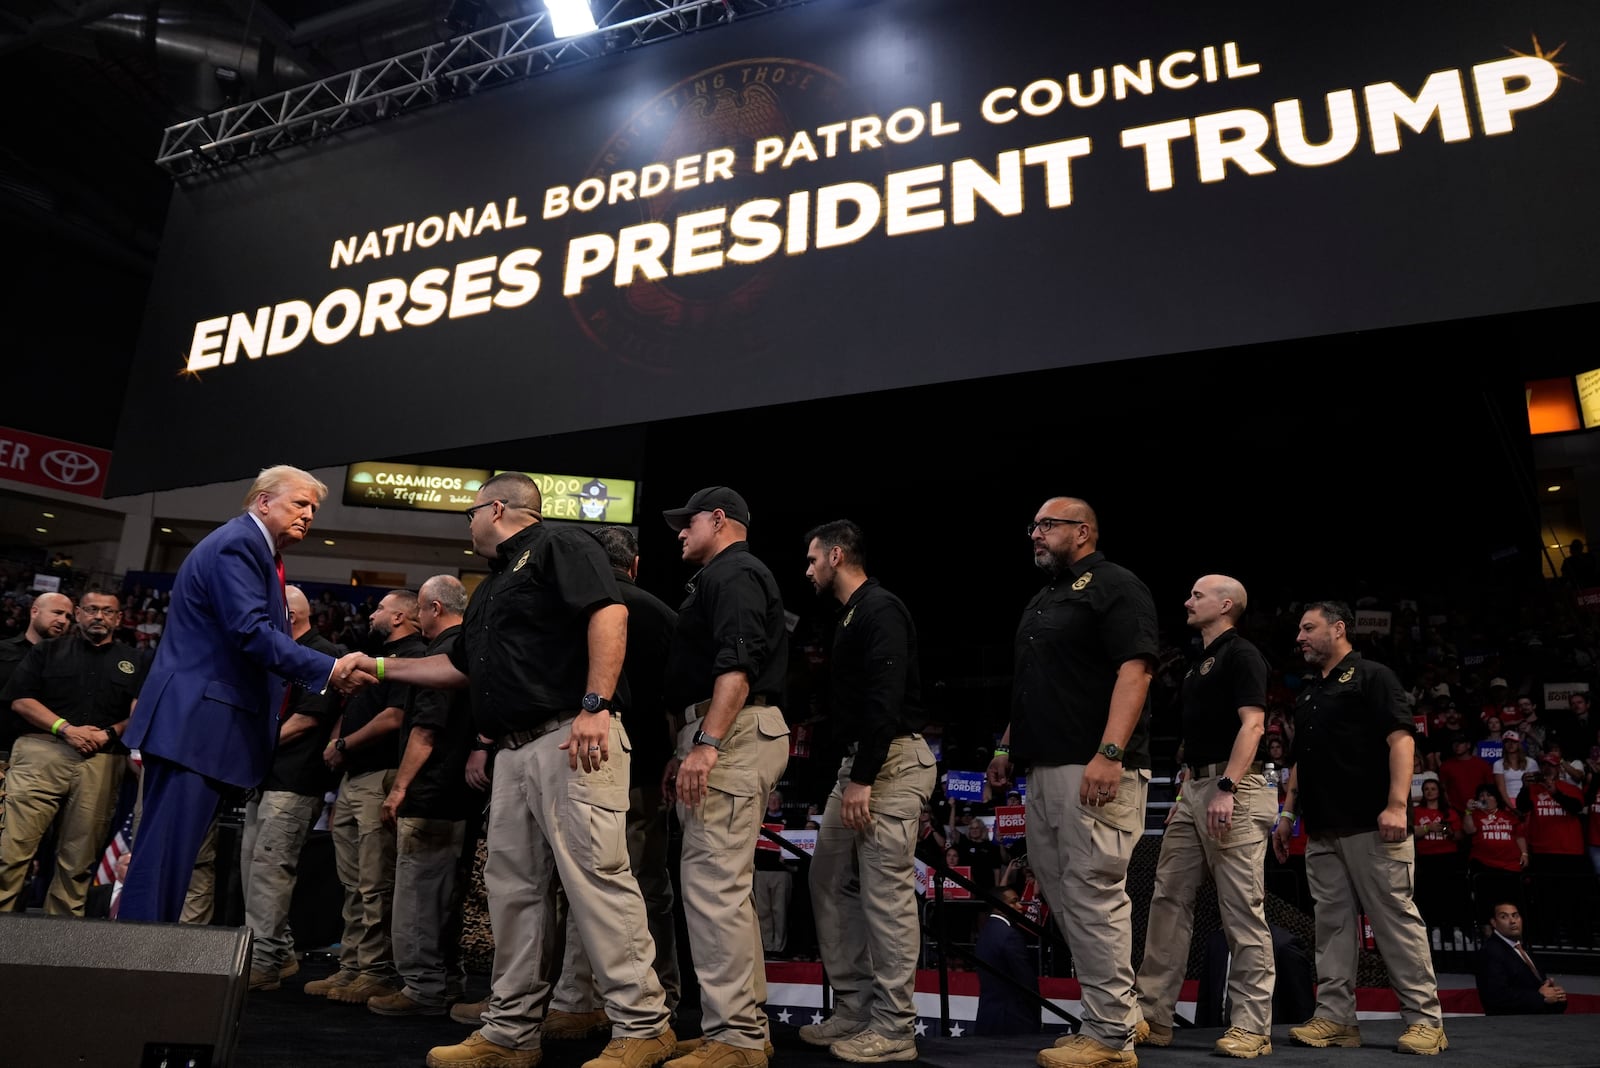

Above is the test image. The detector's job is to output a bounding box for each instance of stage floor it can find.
[237,961,1600,1068]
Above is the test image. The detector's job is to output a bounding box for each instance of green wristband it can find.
[375,657,385,681]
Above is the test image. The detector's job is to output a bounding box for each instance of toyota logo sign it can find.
[41,449,102,487]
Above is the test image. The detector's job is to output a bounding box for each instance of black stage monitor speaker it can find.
[0,912,250,1066]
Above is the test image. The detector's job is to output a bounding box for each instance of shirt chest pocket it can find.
[1031,595,1095,638]
[500,567,555,617]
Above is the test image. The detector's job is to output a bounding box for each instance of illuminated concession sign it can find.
[509,473,638,525]
[346,463,635,523]
[344,463,488,512]
[110,0,1600,493]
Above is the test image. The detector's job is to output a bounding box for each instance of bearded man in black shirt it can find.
[987,498,1157,1068]
[796,519,935,1064]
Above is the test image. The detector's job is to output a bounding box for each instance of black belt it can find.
[1188,760,1264,780]
[495,717,563,751]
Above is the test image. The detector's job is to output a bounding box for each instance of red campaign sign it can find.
[927,865,972,900]
[756,822,784,851]
[994,805,1027,840]
[1414,714,1429,736]
[0,426,112,498]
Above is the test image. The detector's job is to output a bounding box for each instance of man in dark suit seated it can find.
[1477,901,1568,1015]
[975,886,1039,1036]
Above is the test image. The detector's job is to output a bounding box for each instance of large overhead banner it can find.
[110,0,1600,493]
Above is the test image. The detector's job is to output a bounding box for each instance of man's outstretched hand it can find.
[332,652,378,694]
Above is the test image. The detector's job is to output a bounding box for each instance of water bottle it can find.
[1263,762,1278,787]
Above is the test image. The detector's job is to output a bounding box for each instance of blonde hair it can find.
[241,465,328,510]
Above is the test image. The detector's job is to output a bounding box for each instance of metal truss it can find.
[155,0,810,179]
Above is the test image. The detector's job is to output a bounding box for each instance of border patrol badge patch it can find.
[514,550,531,572]
[1199,657,1215,676]
[118,660,136,674]
[1072,572,1092,591]
[1339,667,1355,683]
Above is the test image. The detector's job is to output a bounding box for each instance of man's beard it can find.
[1034,547,1067,576]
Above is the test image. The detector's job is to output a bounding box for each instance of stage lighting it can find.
[545,0,598,38]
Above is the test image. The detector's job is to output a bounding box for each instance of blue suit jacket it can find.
[125,513,336,789]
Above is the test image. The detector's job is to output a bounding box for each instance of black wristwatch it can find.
[1098,741,1124,762]
[581,692,616,714]
[333,737,347,752]
[692,728,724,751]
[1216,776,1237,794]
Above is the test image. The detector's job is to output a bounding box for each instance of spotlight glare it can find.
[545,0,597,38]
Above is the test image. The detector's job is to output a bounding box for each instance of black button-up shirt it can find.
[263,631,344,796]
[0,632,37,749]
[665,542,787,710]
[1180,628,1270,767]
[341,632,426,776]
[448,521,625,737]
[0,632,33,694]
[402,625,476,821]
[616,575,678,789]
[1293,651,1414,835]
[1011,550,1158,769]
[829,578,923,785]
[3,631,142,748]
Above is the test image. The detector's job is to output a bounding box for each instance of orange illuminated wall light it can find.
[1526,378,1581,435]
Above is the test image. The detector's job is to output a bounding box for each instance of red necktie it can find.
[1513,941,1542,978]
[275,553,292,722]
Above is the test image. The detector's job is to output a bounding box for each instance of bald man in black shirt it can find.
[1134,575,1274,1059]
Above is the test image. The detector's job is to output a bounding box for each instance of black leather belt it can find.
[1188,760,1265,779]
[495,717,563,751]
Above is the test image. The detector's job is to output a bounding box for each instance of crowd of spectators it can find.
[0,565,388,659]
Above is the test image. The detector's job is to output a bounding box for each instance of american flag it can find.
[95,751,142,892]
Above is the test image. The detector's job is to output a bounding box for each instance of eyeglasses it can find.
[464,499,506,523]
[1027,517,1085,535]
[80,605,121,617]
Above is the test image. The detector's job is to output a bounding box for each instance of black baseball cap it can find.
[662,486,751,530]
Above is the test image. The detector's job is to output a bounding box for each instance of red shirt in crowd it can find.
[1413,806,1461,856]
[1469,808,1524,871]
[1439,754,1493,814]
[1524,781,1586,856]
